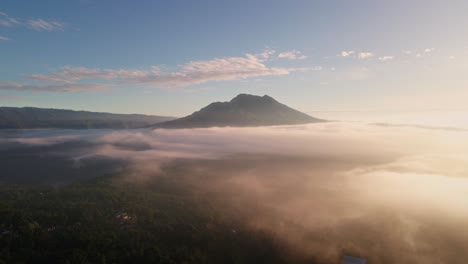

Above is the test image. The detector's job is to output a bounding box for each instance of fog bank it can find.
[1,122,468,263]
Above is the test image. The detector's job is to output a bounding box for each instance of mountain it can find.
[151,94,324,129]
[0,107,176,129]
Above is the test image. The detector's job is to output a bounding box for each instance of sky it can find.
[1,0,467,123]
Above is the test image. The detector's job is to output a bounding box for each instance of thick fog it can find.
[1,123,468,263]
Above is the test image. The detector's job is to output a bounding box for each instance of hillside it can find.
[152,94,324,128]
[0,107,175,129]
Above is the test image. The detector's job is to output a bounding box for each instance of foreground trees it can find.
[0,177,309,264]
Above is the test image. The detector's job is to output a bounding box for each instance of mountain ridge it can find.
[0,107,176,129]
[151,94,325,129]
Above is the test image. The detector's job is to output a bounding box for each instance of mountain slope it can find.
[0,107,176,129]
[152,94,324,129]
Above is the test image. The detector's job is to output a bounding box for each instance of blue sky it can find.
[1,0,467,118]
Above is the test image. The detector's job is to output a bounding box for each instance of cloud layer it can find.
[6,50,319,92]
[2,122,468,263]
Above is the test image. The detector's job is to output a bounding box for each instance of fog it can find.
[1,122,468,263]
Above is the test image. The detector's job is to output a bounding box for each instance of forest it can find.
[0,174,313,264]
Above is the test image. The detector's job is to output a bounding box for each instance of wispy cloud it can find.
[24,51,321,91]
[357,52,374,59]
[278,50,307,60]
[424,48,435,53]
[30,67,154,83]
[256,49,276,61]
[136,53,291,87]
[0,81,108,93]
[339,50,355,57]
[403,50,412,55]
[0,12,20,27]
[0,11,65,32]
[378,56,394,61]
[0,35,10,41]
[338,50,374,59]
[402,48,436,58]
[27,19,65,31]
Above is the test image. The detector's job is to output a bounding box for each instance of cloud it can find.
[0,11,65,32]
[256,49,276,61]
[0,35,10,41]
[133,54,291,87]
[424,48,435,53]
[0,12,20,27]
[27,19,65,31]
[278,50,307,60]
[12,135,84,146]
[339,51,374,59]
[30,66,154,83]
[339,50,355,57]
[357,52,374,59]
[2,122,468,263]
[403,48,436,58]
[0,81,108,92]
[25,51,320,90]
[378,56,394,61]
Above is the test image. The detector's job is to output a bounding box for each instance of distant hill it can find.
[0,107,176,129]
[152,94,324,129]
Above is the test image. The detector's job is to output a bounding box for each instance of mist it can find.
[1,123,468,263]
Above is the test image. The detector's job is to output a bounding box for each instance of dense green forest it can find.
[0,175,313,264]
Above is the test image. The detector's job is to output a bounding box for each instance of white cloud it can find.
[27,19,64,31]
[379,56,394,61]
[403,48,436,58]
[338,50,374,59]
[339,50,355,57]
[357,52,374,59]
[0,35,10,41]
[278,50,307,60]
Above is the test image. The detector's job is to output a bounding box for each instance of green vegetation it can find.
[0,176,308,264]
